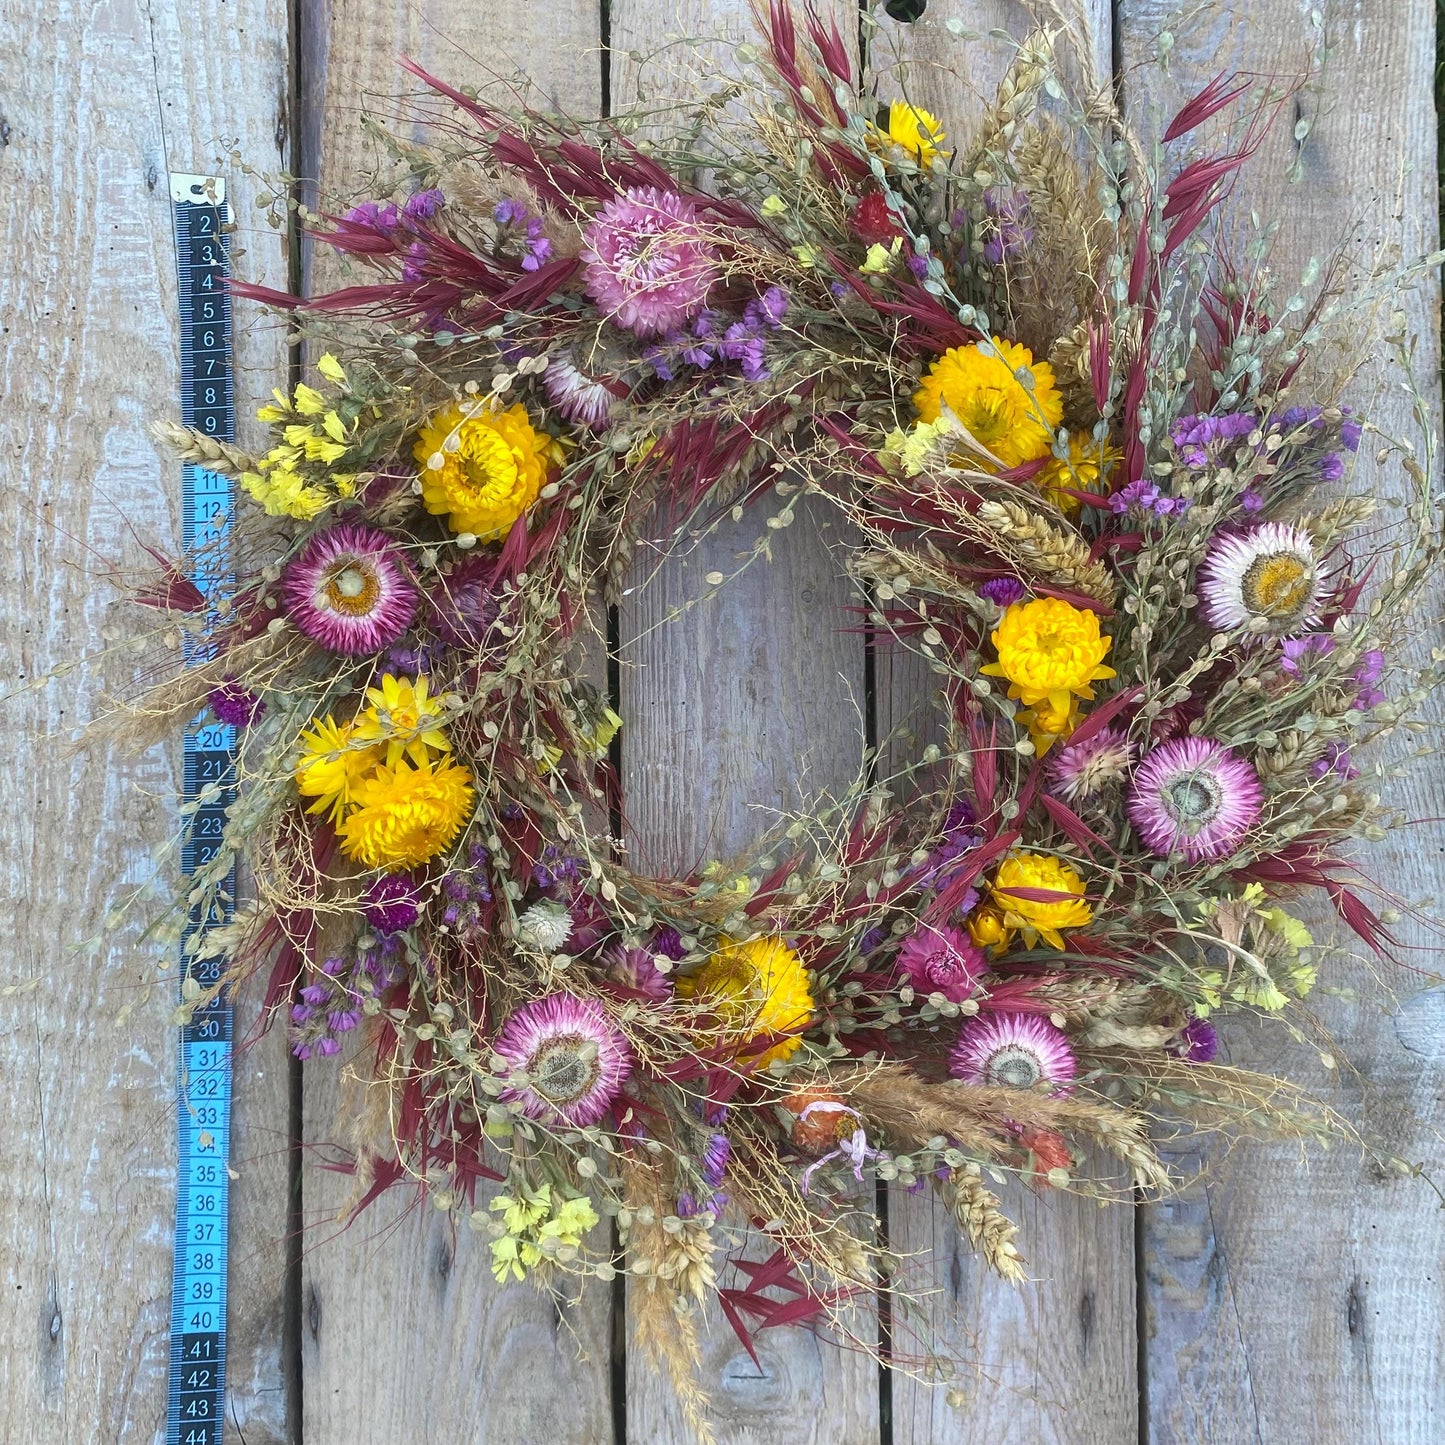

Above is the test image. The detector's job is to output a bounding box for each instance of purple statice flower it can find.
[1341,417,1362,451]
[1275,405,1321,430]
[362,874,421,935]
[651,926,687,961]
[290,1003,313,1025]
[676,1189,727,1219]
[1174,1017,1218,1063]
[979,576,1027,608]
[580,187,719,337]
[857,926,887,956]
[1239,488,1265,513]
[980,188,1034,266]
[644,311,721,380]
[533,846,583,892]
[327,1008,362,1033]
[493,199,525,225]
[1319,453,1345,482]
[743,286,789,331]
[943,797,976,832]
[1108,478,1158,513]
[344,200,398,232]
[1280,633,1335,675]
[701,1134,730,1187]
[210,679,264,728]
[1171,411,1256,468]
[520,216,552,271]
[1354,649,1386,709]
[906,252,930,278]
[828,280,850,299]
[403,188,445,221]
[1312,741,1358,780]
[1109,478,1190,517]
[299,984,330,1008]
[401,241,429,283]
[315,1036,342,1056]
[719,321,769,381]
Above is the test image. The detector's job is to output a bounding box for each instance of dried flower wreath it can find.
[122,1,1442,1426]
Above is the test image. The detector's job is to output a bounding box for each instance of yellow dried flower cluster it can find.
[294,675,474,871]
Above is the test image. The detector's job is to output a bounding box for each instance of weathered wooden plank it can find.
[869,5,1139,1440]
[0,0,293,1439]
[293,4,618,1443]
[1117,2,1445,1440]
[609,4,880,1440]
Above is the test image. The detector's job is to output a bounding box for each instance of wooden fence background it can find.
[3,0,1444,1440]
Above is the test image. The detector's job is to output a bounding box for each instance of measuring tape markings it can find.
[166,173,236,1445]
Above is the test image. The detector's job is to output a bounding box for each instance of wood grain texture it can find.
[0,0,292,1439]
[294,4,617,1443]
[610,4,880,1439]
[1117,2,1445,1440]
[871,5,1139,1440]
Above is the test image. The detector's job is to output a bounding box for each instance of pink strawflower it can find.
[282,523,417,655]
[1048,725,1134,804]
[427,554,500,650]
[950,1012,1076,1092]
[896,923,985,1004]
[581,187,718,337]
[603,944,673,1003]
[544,350,623,430]
[1128,735,1263,862]
[494,993,633,1128]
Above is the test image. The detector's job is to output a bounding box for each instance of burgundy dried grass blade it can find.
[1040,793,1117,857]
[1162,72,1252,143]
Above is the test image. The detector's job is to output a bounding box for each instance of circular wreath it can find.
[130,8,1440,1421]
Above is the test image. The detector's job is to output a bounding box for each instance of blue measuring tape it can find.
[166,173,236,1445]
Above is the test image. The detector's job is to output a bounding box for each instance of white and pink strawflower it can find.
[1127,735,1263,862]
[950,1011,1076,1092]
[544,349,624,431]
[282,522,417,655]
[1047,724,1134,804]
[494,993,633,1128]
[1198,522,1322,636]
[896,923,985,1004]
[581,187,718,337]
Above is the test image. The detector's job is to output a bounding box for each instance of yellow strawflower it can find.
[883,101,947,165]
[678,935,814,1069]
[352,674,454,768]
[413,401,549,540]
[1034,433,1118,515]
[914,338,1063,469]
[989,854,1092,950]
[981,599,1115,728]
[294,716,383,823]
[338,757,475,871]
[1017,692,1083,755]
[967,905,1009,949]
